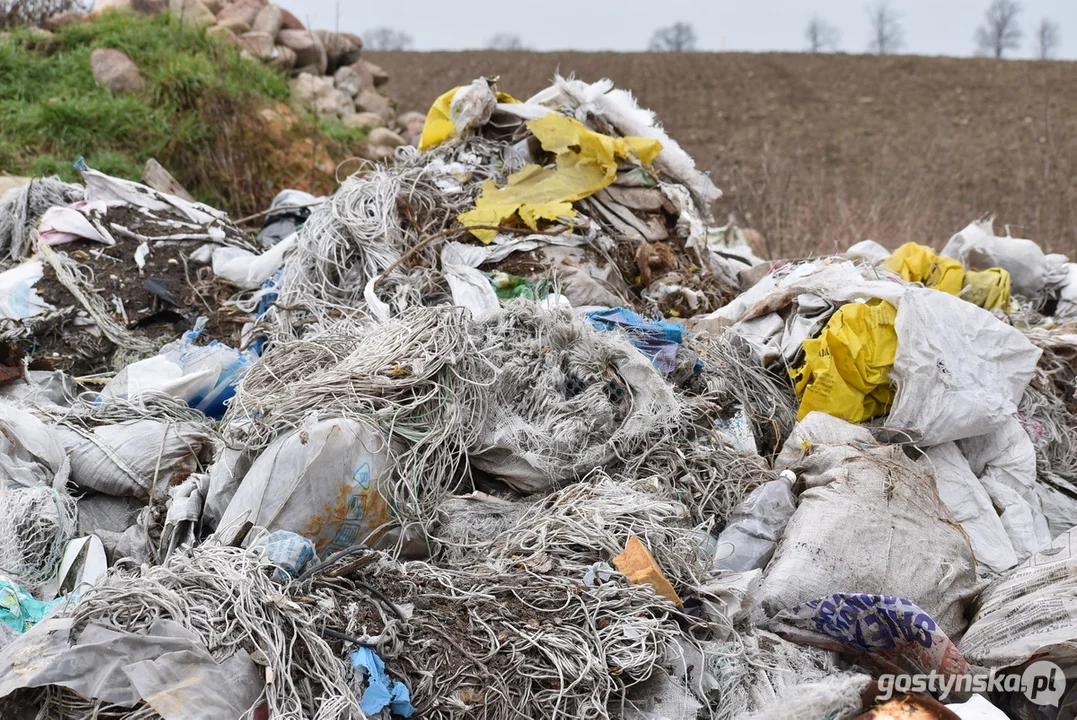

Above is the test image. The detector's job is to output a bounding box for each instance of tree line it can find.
[359,1,1062,60]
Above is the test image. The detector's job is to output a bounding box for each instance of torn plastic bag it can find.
[0,403,70,490]
[759,414,979,639]
[956,416,1050,562]
[945,695,1008,719]
[257,189,320,247]
[527,75,721,209]
[714,405,757,454]
[0,260,53,320]
[217,418,393,554]
[441,241,500,320]
[884,287,1041,445]
[959,527,1077,669]
[711,471,797,574]
[58,419,213,502]
[159,474,207,559]
[961,267,1011,311]
[45,535,107,599]
[942,219,1050,297]
[921,442,1018,574]
[702,258,906,328]
[418,81,519,150]
[352,647,416,717]
[790,298,897,423]
[0,578,60,637]
[772,593,969,677]
[101,319,254,420]
[263,530,317,581]
[884,242,965,295]
[458,114,662,243]
[586,307,687,376]
[844,240,891,265]
[210,233,296,290]
[1056,262,1077,319]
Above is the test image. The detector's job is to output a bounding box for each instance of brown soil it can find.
[371,51,1077,258]
[32,229,248,376]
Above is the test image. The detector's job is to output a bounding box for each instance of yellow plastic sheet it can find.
[883,242,965,295]
[791,299,898,423]
[458,114,662,243]
[962,268,1011,311]
[417,87,519,150]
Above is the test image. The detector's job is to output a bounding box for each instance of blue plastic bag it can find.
[351,647,416,717]
[101,317,254,420]
[585,307,687,375]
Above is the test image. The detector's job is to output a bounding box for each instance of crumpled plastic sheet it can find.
[0,578,59,636]
[458,114,662,243]
[351,646,415,717]
[0,617,263,716]
[585,306,687,376]
[885,288,1041,445]
[790,298,898,423]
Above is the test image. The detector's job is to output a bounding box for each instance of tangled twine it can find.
[0,177,84,267]
[15,542,361,720]
[0,482,77,592]
[305,548,693,720]
[274,139,506,338]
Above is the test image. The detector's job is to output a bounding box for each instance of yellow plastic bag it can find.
[962,268,1011,311]
[883,242,965,295]
[791,299,898,423]
[418,86,519,150]
[458,114,662,243]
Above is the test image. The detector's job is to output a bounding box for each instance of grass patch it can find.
[0,11,365,215]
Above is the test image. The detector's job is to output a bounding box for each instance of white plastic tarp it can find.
[885,287,1041,445]
[922,442,1018,574]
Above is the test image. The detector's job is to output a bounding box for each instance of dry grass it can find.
[372,50,1077,258]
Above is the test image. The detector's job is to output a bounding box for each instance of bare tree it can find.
[488,33,527,51]
[1034,18,1061,59]
[805,15,841,52]
[0,0,88,29]
[648,22,697,52]
[363,27,414,51]
[866,1,904,54]
[975,0,1022,58]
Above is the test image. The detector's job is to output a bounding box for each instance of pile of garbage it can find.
[0,73,1075,720]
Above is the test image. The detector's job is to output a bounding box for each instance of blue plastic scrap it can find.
[351,647,416,717]
[0,578,60,634]
[585,307,686,375]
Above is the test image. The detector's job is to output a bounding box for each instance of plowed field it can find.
[371,50,1077,257]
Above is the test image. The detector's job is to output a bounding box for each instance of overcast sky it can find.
[277,0,1075,58]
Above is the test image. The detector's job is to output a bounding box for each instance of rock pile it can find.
[60,0,423,156]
